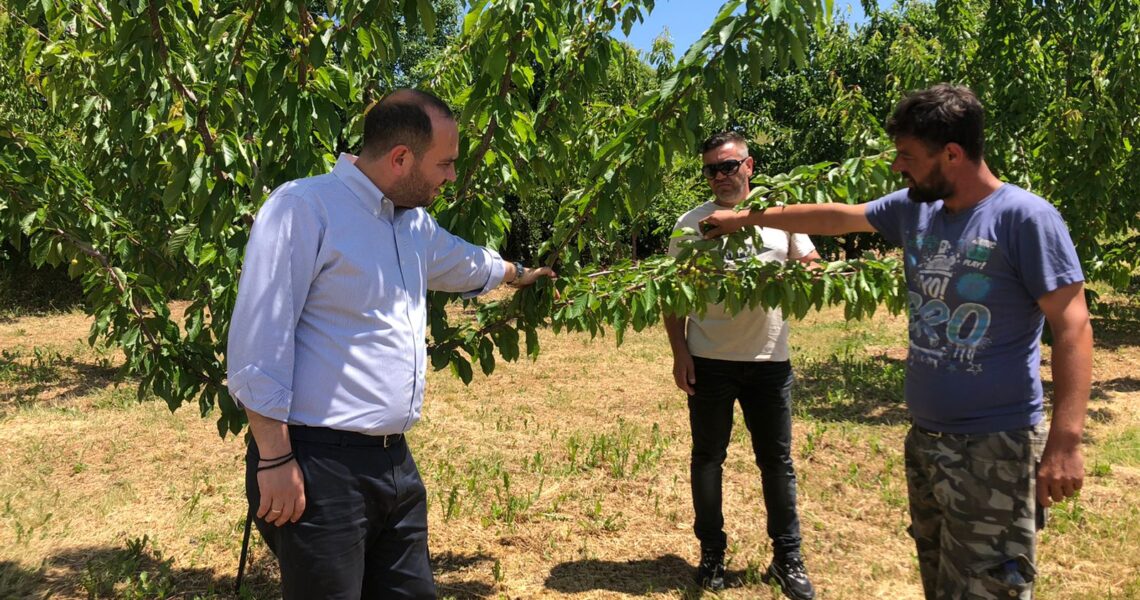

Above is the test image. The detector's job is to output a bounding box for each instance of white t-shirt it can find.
[668,201,816,362]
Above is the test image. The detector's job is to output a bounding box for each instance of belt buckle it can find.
[383,434,400,448]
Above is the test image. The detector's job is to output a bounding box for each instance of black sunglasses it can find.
[701,158,747,178]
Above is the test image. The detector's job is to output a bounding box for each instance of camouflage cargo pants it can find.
[904,421,1047,599]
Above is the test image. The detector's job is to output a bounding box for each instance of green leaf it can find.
[525,327,539,359]
[208,12,243,47]
[220,137,236,168]
[477,337,495,375]
[418,0,436,35]
[719,21,735,45]
[485,46,508,80]
[167,225,195,256]
[787,23,806,67]
[450,355,473,384]
[747,44,764,85]
[356,27,374,58]
[431,348,451,370]
[162,167,190,213]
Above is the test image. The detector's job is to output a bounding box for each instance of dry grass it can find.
[0,299,1138,599]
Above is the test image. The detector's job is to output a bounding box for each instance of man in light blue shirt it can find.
[227,89,552,599]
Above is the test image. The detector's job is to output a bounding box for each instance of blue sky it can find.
[618,0,898,55]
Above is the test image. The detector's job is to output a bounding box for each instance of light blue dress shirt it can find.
[226,154,506,435]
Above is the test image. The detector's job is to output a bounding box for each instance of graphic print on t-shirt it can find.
[906,234,996,375]
[723,236,773,265]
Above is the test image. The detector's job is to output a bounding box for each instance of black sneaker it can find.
[761,555,815,600]
[696,549,726,591]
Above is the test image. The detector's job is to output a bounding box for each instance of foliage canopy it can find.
[1,0,1136,435]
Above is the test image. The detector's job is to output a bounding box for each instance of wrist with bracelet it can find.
[257,450,296,472]
[509,260,526,287]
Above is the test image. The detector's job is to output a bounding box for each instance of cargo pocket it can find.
[969,554,1035,599]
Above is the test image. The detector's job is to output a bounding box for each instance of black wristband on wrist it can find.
[258,451,294,462]
[510,261,526,286]
[256,453,296,472]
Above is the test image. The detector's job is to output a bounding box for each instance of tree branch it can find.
[231,0,264,70]
[51,228,161,350]
[540,15,756,268]
[298,1,312,88]
[147,0,198,104]
[145,0,232,184]
[453,32,524,204]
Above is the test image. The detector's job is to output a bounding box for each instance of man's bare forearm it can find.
[702,203,876,237]
[752,204,874,235]
[1047,315,1093,446]
[663,315,689,355]
[246,409,292,458]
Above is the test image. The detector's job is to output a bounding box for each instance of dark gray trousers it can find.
[246,426,435,600]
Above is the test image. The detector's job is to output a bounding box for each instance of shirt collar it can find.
[332,153,395,221]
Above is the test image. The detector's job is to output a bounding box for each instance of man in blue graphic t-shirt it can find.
[701,84,1092,600]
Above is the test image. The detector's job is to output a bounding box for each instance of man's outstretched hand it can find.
[699,209,752,238]
[513,266,556,288]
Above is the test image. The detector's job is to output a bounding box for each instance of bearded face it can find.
[892,136,955,204]
[903,160,955,204]
[384,114,459,209]
[387,162,437,208]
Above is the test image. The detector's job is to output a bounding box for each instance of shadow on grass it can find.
[1090,377,1140,402]
[1042,372,1139,406]
[545,553,692,594]
[0,542,279,599]
[1091,300,1140,351]
[794,353,910,426]
[0,353,120,415]
[0,544,499,599]
[544,554,766,596]
[433,550,496,599]
[1062,376,1140,427]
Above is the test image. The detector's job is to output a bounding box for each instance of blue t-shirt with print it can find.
[865,184,1084,434]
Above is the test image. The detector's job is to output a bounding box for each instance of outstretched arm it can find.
[701,203,877,238]
[1035,281,1093,508]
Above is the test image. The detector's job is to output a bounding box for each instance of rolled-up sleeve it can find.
[422,213,505,297]
[226,191,324,421]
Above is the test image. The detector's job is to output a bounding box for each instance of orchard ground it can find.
[1,291,1138,599]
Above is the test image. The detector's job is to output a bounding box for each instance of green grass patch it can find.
[1093,428,1140,467]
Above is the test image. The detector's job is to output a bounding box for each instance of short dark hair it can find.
[700,130,748,155]
[886,84,985,161]
[361,89,454,158]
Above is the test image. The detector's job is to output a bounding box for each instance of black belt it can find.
[288,425,404,448]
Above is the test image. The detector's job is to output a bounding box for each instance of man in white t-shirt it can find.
[665,131,819,599]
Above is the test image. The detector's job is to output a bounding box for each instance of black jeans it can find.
[246,426,436,600]
[688,357,802,559]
